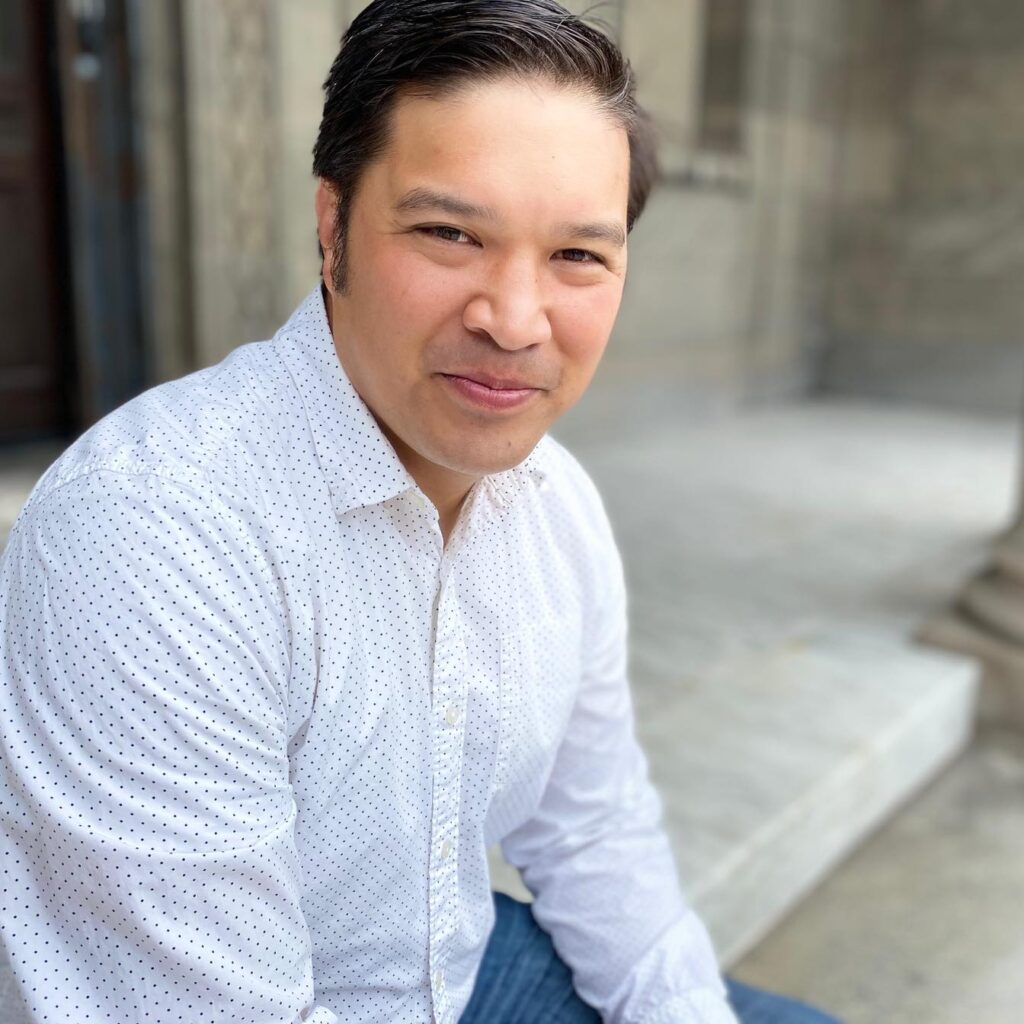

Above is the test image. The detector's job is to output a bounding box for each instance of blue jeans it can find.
[460,893,842,1023]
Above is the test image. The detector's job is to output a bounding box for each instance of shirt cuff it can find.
[638,987,741,1024]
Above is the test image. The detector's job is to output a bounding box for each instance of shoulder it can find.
[21,339,295,521]
[528,433,617,551]
[520,434,625,607]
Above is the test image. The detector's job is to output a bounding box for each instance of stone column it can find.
[182,0,282,365]
[920,502,1024,728]
[621,0,705,171]
[740,0,849,402]
[918,404,1023,726]
[274,0,347,312]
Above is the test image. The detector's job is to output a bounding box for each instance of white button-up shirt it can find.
[0,287,736,1024]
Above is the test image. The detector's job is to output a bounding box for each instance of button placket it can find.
[428,574,467,1018]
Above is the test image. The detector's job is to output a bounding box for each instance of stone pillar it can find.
[740,0,849,402]
[920,514,1024,728]
[342,0,374,24]
[871,0,1024,727]
[621,0,705,171]
[182,0,282,365]
[274,0,347,312]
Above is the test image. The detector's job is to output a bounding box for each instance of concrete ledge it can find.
[678,639,976,965]
[490,637,977,967]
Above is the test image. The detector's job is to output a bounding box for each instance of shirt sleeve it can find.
[0,470,338,1024]
[497,488,739,1024]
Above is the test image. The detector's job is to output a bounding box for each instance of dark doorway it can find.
[0,0,147,444]
[0,0,72,441]
[56,0,145,430]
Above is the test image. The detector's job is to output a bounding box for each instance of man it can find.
[0,2,840,1022]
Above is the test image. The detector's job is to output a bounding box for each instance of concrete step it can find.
[648,635,975,966]
[730,726,1024,1024]
[492,398,1015,967]
[491,635,977,967]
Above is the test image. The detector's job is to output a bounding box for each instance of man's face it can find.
[317,77,631,490]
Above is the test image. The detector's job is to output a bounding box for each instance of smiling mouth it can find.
[438,372,542,411]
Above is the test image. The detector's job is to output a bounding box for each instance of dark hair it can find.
[312,0,658,291]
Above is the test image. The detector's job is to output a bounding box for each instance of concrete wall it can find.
[560,0,848,442]
[824,0,1024,415]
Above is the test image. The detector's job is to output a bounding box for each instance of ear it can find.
[315,179,339,291]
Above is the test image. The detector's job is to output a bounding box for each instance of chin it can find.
[434,434,540,478]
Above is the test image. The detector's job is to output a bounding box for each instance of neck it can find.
[322,280,476,546]
[376,418,478,546]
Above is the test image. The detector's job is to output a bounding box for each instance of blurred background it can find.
[2,1,1023,1021]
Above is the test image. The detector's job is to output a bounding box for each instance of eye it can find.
[418,225,475,245]
[556,248,604,265]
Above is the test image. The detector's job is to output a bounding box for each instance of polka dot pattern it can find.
[0,286,730,1023]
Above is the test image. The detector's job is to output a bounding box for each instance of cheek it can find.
[365,248,469,328]
[551,286,622,378]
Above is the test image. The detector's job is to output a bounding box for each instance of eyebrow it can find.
[395,187,498,222]
[556,220,626,249]
[395,186,627,250]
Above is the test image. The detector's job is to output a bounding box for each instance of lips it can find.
[441,371,542,391]
[438,372,542,412]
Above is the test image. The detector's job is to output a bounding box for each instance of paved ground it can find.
[732,725,1024,1024]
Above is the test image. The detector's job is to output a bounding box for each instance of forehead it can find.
[367,77,630,222]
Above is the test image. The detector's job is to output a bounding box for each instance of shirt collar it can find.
[485,449,547,510]
[276,285,547,518]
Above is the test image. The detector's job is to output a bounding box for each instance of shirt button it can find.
[444,704,460,727]
[440,839,453,860]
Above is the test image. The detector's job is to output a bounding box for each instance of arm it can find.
[0,470,336,1024]
[498,514,738,1024]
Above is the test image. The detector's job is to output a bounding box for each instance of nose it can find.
[462,257,553,350]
